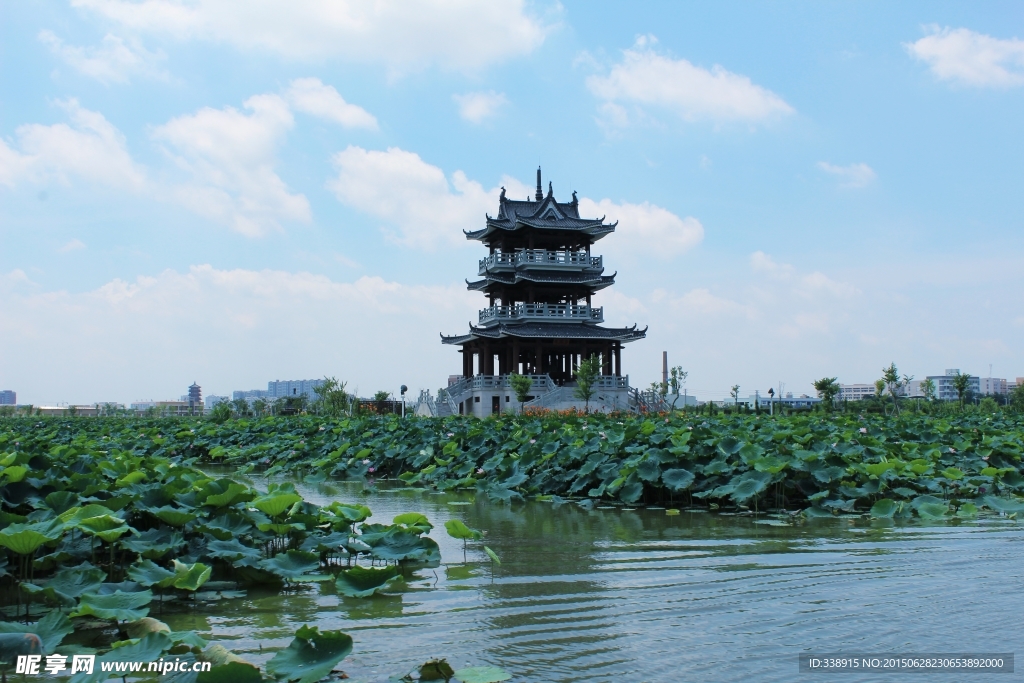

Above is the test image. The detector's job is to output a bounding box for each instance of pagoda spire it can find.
[535,167,543,201]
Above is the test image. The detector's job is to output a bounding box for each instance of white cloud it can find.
[453,91,508,123]
[327,146,502,250]
[579,198,703,259]
[0,99,146,190]
[152,94,311,236]
[38,30,168,84]
[817,161,876,188]
[59,239,86,253]
[667,287,754,318]
[72,0,550,73]
[285,78,377,130]
[586,35,794,126]
[750,250,794,279]
[906,26,1024,88]
[800,271,860,299]
[0,264,479,404]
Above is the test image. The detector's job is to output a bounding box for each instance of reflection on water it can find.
[165,478,1024,682]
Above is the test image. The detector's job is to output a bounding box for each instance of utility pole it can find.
[662,351,668,388]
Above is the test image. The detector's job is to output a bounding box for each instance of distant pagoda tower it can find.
[441,168,646,416]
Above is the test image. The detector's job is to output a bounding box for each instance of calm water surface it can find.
[166,478,1024,682]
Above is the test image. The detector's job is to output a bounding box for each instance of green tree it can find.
[666,366,688,411]
[574,356,601,413]
[1009,384,1024,412]
[952,370,972,410]
[209,402,232,423]
[730,385,740,410]
[920,377,936,401]
[881,363,911,416]
[252,398,267,417]
[232,398,249,417]
[314,377,351,417]
[813,377,840,410]
[509,373,533,414]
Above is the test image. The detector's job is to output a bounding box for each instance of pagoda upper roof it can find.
[441,322,647,345]
[466,272,616,291]
[465,178,616,243]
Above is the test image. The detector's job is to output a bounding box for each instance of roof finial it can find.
[547,181,553,198]
[535,167,542,201]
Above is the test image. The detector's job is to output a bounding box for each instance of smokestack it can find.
[662,351,668,387]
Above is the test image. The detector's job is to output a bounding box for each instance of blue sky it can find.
[2,1,1023,405]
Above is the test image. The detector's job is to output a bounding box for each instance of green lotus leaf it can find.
[171,561,212,592]
[0,521,62,555]
[0,610,73,653]
[717,436,744,455]
[730,471,772,503]
[121,529,185,559]
[252,493,302,518]
[636,458,661,483]
[197,661,263,683]
[956,502,979,518]
[125,617,171,639]
[149,506,197,528]
[618,480,643,504]
[323,502,372,524]
[662,468,695,492]
[1,465,28,483]
[982,496,1024,513]
[444,519,483,541]
[202,482,253,508]
[420,658,455,681]
[128,559,178,588]
[23,565,106,606]
[196,512,253,540]
[204,539,263,564]
[43,491,79,514]
[116,470,147,487]
[257,522,304,535]
[870,499,898,518]
[454,665,513,683]
[57,504,114,527]
[393,512,432,533]
[265,625,353,683]
[72,589,153,622]
[258,550,319,580]
[939,467,964,481]
[77,515,132,542]
[483,546,501,565]
[334,565,401,598]
[916,502,950,519]
[78,632,173,683]
[169,630,209,650]
[370,529,440,564]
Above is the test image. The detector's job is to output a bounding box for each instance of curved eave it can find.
[441,322,648,344]
[467,273,616,292]
[466,220,617,242]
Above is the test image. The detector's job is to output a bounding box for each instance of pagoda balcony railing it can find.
[478,303,603,325]
[479,250,602,275]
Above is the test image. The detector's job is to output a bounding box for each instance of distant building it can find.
[268,380,323,401]
[978,377,1008,395]
[130,400,192,416]
[0,390,15,405]
[233,389,269,401]
[187,383,202,413]
[927,369,980,402]
[839,384,876,401]
[205,395,230,408]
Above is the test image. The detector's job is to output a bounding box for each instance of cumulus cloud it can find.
[586,35,794,126]
[327,146,502,250]
[0,99,146,190]
[38,30,168,84]
[72,0,550,73]
[285,77,378,129]
[453,91,508,123]
[579,197,703,259]
[59,239,86,253]
[817,161,876,188]
[0,264,478,404]
[906,26,1024,88]
[750,250,794,279]
[152,94,311,236]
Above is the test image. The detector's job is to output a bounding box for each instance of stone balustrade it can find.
[478,303,603,325]
[479,250,602,275]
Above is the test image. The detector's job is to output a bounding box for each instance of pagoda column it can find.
[614,344,621,377]
[512,339,520,374]
[602,344,612,375]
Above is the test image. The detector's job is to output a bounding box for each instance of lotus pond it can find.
[1,414,1023,682]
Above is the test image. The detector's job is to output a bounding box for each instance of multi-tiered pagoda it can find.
[441,168,646,416]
